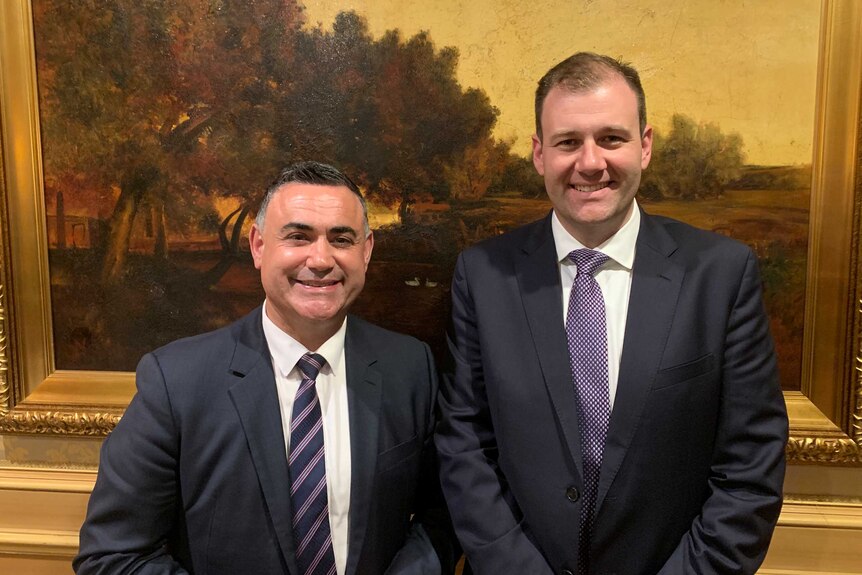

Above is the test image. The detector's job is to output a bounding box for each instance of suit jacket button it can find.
[562,570,575,575]
[566,486,579,502]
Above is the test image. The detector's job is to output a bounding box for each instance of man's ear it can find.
[249,224,264,270]
[640,124,653,170]
[363,231,374,269]
[532,134,545,176]
[531,134,546,176]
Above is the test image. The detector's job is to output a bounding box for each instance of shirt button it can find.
[566,486,580,502]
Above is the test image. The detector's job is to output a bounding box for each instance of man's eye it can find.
[285,234,309,243]
[556,139,579,148]
[601,135,626,146]
[332,237,355,247]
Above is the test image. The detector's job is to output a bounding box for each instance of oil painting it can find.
[33,0,819,391]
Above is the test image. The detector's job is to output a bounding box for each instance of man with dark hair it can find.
[76,161,456,575]
[436,52,788,574]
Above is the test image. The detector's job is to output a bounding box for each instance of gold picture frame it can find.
[0,0,860,465]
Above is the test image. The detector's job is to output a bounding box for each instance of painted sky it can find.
[302,0,821,166]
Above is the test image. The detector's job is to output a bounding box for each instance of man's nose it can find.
[307,237,335,269]
[577,140,606,172]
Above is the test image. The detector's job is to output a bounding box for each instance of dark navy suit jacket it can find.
[436,210,788,575]
[76,308,454,575]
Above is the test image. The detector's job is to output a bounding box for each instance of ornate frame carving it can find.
[0,0,860,465]
[784,0,862,464]
[0,0,133,436]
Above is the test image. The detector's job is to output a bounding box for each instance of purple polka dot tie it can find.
[289,353,337,575]
[565,249,610,575]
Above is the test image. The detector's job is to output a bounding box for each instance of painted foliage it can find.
[34,0,818,390]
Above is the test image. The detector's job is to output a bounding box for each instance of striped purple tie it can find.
[289,353,336,575]
[565,249,610,575]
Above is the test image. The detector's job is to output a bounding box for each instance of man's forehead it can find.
[272,183,361,212]
[275,182,355,201]
[542,81,638,124]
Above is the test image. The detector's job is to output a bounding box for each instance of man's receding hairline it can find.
[259,182,368,232]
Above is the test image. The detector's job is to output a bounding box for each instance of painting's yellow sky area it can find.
[302,0,821,166]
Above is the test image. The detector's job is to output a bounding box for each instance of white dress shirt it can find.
[552,201,641,410]
[262,301,352,575]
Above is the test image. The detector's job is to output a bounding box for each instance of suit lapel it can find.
[595,211,684,513]
[226,308,298,575]
[343,318,382,575]
[514,214,585,479]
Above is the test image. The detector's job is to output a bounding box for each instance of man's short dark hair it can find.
[534,52,647,139]
[256,161,369,235]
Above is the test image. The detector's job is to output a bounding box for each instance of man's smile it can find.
[294,278,341,288]
[570,182,611,193]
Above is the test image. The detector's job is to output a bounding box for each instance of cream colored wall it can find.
[0,460,860,574]
[761,466,862,574]
[0,467,92,575]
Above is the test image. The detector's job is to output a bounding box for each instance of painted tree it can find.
[640,114,745,200]
[488,153,545,198]
[284,11,500,217]
[446,138,512,200]
[34,0,304,284]
[36,3,503,287]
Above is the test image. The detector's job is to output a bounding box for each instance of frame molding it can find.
[788,0,862,464]
[0,0,860,468]
[0,467,858,571]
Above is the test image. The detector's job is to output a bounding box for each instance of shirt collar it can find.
[261,300,347,378]
[551,199,640,270]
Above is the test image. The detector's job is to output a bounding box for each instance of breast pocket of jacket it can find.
[653,353,716,390]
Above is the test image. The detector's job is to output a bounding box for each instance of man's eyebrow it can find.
[551,125,632,138]
[329,226,359,237]
[280,222,313,232]
[278,223,359,237]
[550,129,580,139]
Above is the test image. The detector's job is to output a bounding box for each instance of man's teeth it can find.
[571,183,607,192]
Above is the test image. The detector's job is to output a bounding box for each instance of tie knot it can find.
[297,353,326,381]
[568,249,609,277]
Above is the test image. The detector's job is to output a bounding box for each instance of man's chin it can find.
[295,304,346,324]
